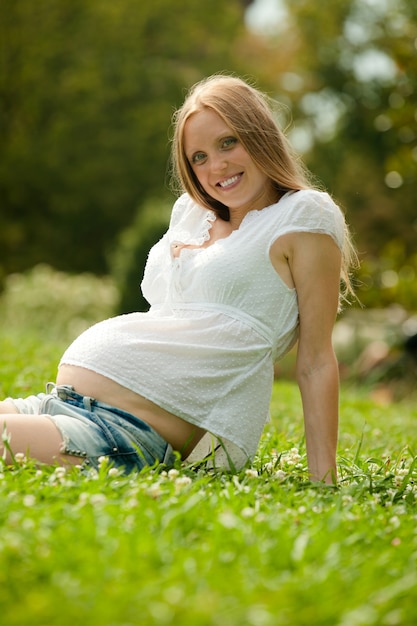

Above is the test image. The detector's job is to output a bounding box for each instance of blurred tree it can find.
[0,0,254,281]
[260,0,417,307]
[111,196,172,313]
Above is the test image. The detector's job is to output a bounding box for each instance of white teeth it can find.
[219,175,240,188]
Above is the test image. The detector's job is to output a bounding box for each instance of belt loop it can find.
[46,382,56,395]
[83,396,93,411]
[53,384,74,401]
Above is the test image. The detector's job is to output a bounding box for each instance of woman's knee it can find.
[0,413,77,466]
[0,400,19,414]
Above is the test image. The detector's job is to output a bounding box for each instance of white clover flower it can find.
[245,469,258,478]
[174,476,192,491]
[78,492,89,505]
[14,452,27,465]
[275,470,287,481]
[98,456,109,467]
[22,518,35,531]
[281,448,302,466]
[54,467,66,478]
[247,606,273,626]
[397,467,409,476]
[168,468,180,480]
[241,507,255,518]
[163,585,185,606]
[147,482,163,498]
[108,467,120,477]
[393,476,403,487]
[23,494,36,507]
[218,510,239,529]
[90,493,107,506]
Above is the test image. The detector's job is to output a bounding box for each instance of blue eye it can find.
[221,137,237,149]
[191,152,206,165]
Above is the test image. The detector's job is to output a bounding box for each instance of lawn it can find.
[0,268,416,626]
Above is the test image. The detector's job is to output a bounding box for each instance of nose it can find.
[210,154,227,173]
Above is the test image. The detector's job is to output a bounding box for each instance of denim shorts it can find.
[8,384,176,474]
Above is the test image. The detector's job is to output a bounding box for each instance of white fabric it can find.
[59,189,345,469]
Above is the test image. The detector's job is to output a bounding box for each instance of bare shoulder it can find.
[270,231,341,296]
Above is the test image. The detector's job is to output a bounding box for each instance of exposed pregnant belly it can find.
[56,365,205,457]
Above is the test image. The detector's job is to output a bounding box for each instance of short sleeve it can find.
[270,189,345,250]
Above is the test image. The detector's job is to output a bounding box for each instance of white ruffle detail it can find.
[169,195,216,247]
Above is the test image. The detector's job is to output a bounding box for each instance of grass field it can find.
[0,268,416,626]
[0,328,416,626]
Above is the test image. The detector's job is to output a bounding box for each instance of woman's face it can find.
[183,108,277,216]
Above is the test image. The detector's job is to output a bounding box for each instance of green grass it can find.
[1,329,417,626]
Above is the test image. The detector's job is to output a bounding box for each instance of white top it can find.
[59,189,345,469]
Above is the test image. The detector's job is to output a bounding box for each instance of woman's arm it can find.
[271,231,342,484]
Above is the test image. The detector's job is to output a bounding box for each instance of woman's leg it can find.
[0,413,82,466]
[0,400,20,414]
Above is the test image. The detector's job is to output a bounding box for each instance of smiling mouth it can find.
[217,173,242,189]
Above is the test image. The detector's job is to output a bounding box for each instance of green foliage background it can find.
[265,0,417,310]
[0,0,251,278]
[1,0,416,311]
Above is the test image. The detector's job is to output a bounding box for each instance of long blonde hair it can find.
[171,74,358,301]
